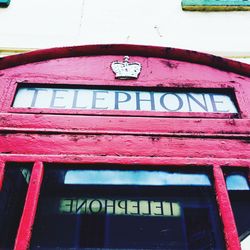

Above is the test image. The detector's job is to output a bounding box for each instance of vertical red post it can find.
[14,161,44,250]
[0,161,5,190]
[213,165,241,250]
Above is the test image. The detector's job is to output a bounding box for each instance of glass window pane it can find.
[31,167,225,250]
[241,234,250,250]
[226,172,250,250]
[226,174,249,190]
[65,170,211,186]
[0,164,31,249]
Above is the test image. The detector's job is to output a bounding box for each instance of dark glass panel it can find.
[226,172,250,250]
[0,164,31,250]
[30,167,225,250]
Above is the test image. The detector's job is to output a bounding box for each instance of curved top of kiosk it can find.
[1,43,250,121]
[1,44,250,164]
[0,44,250,77]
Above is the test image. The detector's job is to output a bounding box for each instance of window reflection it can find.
[226,174,249,190]
[31,168,225,250]
[0,165,31,249]
[65,170,211,186]
[226,172,250,250]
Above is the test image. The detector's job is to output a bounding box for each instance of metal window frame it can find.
[0,160,248,250]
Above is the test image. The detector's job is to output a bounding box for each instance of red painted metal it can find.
[14,162,44,250]
[213,165,241,250]
[1,134,250,159]
[0,113,249,137]
[0,44,249,249]
[0,161,5,190]
[0,156,249,174]
[0,155,250,168]
[0,44,250,78]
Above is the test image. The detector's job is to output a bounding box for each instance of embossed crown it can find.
[111,56,142,80]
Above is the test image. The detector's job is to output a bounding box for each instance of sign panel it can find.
[13,87,238,113]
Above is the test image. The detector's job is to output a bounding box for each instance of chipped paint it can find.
[0,45,248,250]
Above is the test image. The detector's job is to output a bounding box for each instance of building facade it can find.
[0,0,250,63]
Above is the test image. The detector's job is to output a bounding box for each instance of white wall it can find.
[0,0,250,62]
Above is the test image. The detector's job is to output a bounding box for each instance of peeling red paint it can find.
[0,45,249,249]
[0,113,250,136]
[1,44,250,78]
[213,166,241,250]
[1,154,250,167]
[14,162,44,250]
[1,133,250,159]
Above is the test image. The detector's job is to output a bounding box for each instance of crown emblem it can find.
[111,56,142,80]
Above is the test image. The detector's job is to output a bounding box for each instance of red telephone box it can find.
[0,44,249,250]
